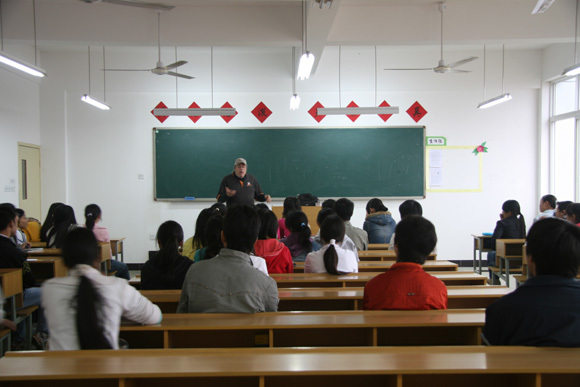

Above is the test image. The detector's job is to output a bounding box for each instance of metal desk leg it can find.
[505,258,511,288]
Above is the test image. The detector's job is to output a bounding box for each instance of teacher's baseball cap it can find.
[234,158,247,166]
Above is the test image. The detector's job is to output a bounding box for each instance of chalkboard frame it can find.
[153,126,426,201]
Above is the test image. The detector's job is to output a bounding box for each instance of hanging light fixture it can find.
[81,46,110,110]
[0,0,46,78]
[297,1,314,80]
[477,45,512,109]
[562,0,580,76]
[290,47,300,110]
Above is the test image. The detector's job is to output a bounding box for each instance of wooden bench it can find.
[2,346,580,386]
[494,239,526,287]
[140,285,510,313]
[357,250,437,261]
[294,260,458,273]
[0,268,35,350]
[118,309,486,349]
[368,243,390,250]
[271,272,487,288]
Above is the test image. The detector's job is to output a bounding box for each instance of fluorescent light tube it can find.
[81,94,111,110]
[531,0,555,14]
[317,106,400,115]
[297,51,315,80]
[0,51,46,78]
[289,94,301,110]
[477,93,512,109]
[153,108,237,116]
[562,63,580,77]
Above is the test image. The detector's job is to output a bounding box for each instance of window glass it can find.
[553,78,577,116]
[553,118,576,201]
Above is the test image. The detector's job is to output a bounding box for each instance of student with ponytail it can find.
[304,214,358,274]
[280,210,320,262]
[41,228,161,350]
[84,204,130,280]
[141,221,192,290]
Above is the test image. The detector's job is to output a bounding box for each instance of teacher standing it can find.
[217,158,271,206]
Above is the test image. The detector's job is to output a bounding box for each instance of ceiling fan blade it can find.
[384,68,434,71]
[450,69,470,73]
[447,56,478,68]
[102,68,151,72]
[167,71,195,79]
[164,61,188,70]
[101,0,174,11]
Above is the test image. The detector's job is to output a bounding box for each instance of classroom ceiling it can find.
[0,0,576,52]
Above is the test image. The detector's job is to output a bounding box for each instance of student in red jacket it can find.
[363,215,447,310]
[254,208,293,273]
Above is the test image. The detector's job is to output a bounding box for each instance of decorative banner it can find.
[308,101,326,123]
[188,102,202,123]
[221,102,238,123]
[406,101,428,123]
[251,101,272,123]
[378,100,393,122]
[473,142,489,155]
[346,101,360,122]
[151,101,169,123]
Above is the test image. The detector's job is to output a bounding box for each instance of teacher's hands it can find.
[265,195,272,203]
[226,187,237,197]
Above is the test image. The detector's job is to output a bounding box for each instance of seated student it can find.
[305,214,358,274]
[313,208,358,259]
[363,215,447,310]
[278,197,301,239]
[555,200,573,219]
[141,221,193,290]
[486,200,526,282]
[177,205,278,313]
[194,214,224,262]
[210,202,227,215]
[388,199,423,250]
[534,194,557,222]
[22,216,41,243]
[0,206,48,348]
[14,209,31,248]
[363,198,397,244]
[483,218,580,346]
[254,209,293,274]
[321,199,336,209]
[40,202,63,243]
[335,198,368,251]
[84,204,130,280]
[42,228,161,350]
[280,210,321,262]
[183,208,216,260]
[566,203,580,226]
[46,205,79,248]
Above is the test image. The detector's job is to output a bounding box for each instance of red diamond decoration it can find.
[188,102,202,123]
[346,101,360,122]
[151,101,169,123]
[251,101,272,123]
[406,101,428,123]
[221,102,237,123]
[308,101,326,123]
[378,100,393,122]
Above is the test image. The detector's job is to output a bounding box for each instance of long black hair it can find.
[85,204,101,231]
[320,214,347,275]
[47,205,77,248]
[62,228,112,350]
[40,202,63,242]
[285,210,312,252]
[155,221,184,281]
[502,200,526,237]
[204,215,224,260]
[191,208,216,250]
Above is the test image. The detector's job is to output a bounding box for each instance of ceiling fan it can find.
[81,0,174,11]
[384,2,477,74]
[103,13,194,79]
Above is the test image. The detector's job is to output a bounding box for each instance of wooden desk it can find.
[118,309,486,349]
[496,239,526,287]
[357,250,436,261]
[3,346,580,386]
[29,241,46,248]
[27,256,68,281]
[294,260,458,273]
[271,272,487,288]
[272,205,321,236]
[141,285,508,313]
[111,238,125,262]
[368,243,390,250]
[472,234,492,274]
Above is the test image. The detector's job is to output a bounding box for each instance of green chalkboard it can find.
[154,127,425,200]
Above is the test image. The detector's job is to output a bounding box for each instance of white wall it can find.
[28,45,550,264]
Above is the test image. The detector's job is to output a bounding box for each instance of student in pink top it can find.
[84,204,130,280]
[278,197,301,239]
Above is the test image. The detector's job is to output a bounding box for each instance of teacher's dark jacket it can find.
[217,173,267,206]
